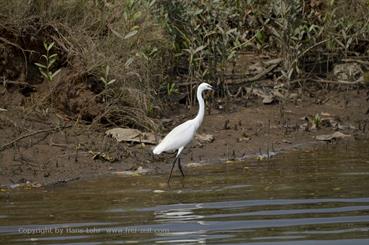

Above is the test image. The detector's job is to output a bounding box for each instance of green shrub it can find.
[155,0,248,91]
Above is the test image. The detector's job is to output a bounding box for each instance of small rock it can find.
[315,131,351,141]
[226,160,236,164]
[289,93,298,100]
[237,136,251,142]
[161,118,173,124]
[153,190,165,193]
[262,95,274,104]
[256,154,268,160]
[106,128,157,144]
[30,183,42,188]
[195,133,214,144]
[186,162,202,167]
[333,63,363,81]
[113,166,149,176]
[282,139,292,144]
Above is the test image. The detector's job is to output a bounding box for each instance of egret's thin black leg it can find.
[178,158,185,178]
[168,156,179,183]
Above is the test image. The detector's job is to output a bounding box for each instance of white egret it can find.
[153,82,213,183]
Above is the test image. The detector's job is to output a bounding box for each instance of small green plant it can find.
[312,113,321,129]
[166,82,178,96]
[35,41,61,83]
[100,65,116,87]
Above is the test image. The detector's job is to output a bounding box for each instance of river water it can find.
[1,141,369,244]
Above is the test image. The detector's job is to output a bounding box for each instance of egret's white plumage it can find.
[153,82,213,182]
[153,119,195,155]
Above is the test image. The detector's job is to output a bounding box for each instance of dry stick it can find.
[225,60,282,85]
[342,58,369,66]
[311,78,363,85]
[2,79,33,87]
[0,125,72,151]
[224,58,284,80]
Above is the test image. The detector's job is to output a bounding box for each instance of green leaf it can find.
[133,11,142,21]
[107,79,116,85]
[110,28,125,39]
[48,58,56,68]
[148,47,158,57]
[35,63,46,69]
[193,9,203,15]
[49,53,58,59]
[194,45,206,54]
[256,30,265,44]
[100,77,107,84]
[51,69,61,79]
[125,57,134,68]
[227,50,236,60]
[40,70,48,79]
[216,24,225,34]
[47,42,55,51]
[335,38,345,49]
[124,30,138,39]
[128,0,135,9]
[140,51,149,61]
[43,42,48,51]
[204,31,217,38]
[183,48,192,54]
[149,0,156,7]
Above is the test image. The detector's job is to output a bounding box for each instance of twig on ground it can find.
[0,125,72,151]
[341,58,369,66]
[2,79,31,86]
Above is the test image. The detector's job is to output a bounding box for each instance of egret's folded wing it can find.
[153,120,196,154]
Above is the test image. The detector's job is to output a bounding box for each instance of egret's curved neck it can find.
[194,88,205,129]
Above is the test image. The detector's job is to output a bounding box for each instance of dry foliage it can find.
[0,0,170,131]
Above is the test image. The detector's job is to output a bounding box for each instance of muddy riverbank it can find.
[1,88,368,188]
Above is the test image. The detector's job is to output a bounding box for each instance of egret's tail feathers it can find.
[153,144,163,155]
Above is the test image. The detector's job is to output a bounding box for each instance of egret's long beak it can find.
[210,85,218,93]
